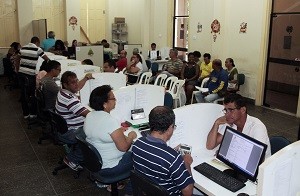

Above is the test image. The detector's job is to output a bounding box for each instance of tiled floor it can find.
[0,77,299,195]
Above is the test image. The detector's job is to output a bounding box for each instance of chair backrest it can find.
[237,73,245,87]
[75,132,103,172]
[3,57,14,76]
[270,136,291,155]
[138,72,152,84]
[164,76,178,90]
[130,170,169,196]
[200,77,209,88]
[145,60,152,70]
[168,79,185,98]
[154,74,167,86]
[164,92,173,109]
[48,110,69,135]
[36,87,46,110]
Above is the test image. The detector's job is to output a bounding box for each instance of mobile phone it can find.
[179,144,192,155]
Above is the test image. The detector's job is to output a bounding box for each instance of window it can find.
[173,0,189,60]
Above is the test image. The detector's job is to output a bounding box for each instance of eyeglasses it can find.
[222,108,238,114]
[173,124,177,129]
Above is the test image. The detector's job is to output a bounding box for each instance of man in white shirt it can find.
[206,93,271,158]
[147,43,161,60]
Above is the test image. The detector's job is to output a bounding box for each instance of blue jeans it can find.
[94,152,133,194]
[58,127,85,164]
[195,92,220,103]
[95,152,133,178]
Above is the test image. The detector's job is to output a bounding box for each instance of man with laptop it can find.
[206,93,271,158]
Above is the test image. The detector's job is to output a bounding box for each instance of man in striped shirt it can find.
[55,71,93,171]
[19,36,49,118]
[132,106,195,195]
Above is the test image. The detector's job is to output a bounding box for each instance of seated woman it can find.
[48,40,69,57]
[125,54,143,84]
[9,42,21,73]
[84,85,137,191]
[225,58,238,92]
[180,52,199,104]
[40,60,61,110]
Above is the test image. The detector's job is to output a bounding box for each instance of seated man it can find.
[198,53,213,85]
[40,60,61,110]
[147,42,161,60]
[206,94,271,158]
[161,48,183,78]
[132,106,194,195]
[103,59,117,73]
[55,71,94,170]
[195,59,228,103]
[116,50,127,72]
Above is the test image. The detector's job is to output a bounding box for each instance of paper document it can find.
[195,87,209,93]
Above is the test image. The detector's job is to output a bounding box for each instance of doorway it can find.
[264,1,300,114]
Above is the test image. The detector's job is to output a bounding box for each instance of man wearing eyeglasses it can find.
[132,106,195,195]
[206,94,271,158]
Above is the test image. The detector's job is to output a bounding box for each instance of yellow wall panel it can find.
[0,0,18,46]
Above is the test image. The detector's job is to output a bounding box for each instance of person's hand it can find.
[128,131,137,139]
[183,154,193,166]
[215,116,227,126]
[118,126,128,132]
[85,73,94,80]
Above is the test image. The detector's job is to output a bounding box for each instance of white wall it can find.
[17,0,34,46]
[106,0,171,54]
[189,0,270,100]
[66,0,80,45]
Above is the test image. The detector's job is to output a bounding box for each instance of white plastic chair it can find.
[191,77,209,104]
[169,79,186,108]
[164,76,178,92]
[138,72,152,84]
[154,74,167,86]
[213,97,224,104]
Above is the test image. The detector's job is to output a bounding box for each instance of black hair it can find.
[151,43,156,46]
[212,59,222,67]
[203,53,211,59]
[54,40,65,50]
[82,59,94,65]
[44,60,61,72]
[10,42,20,51]
[39,60,48,71]
[224,94,247,109]
[31,36,40,44]
[89,85,113,111]
[227,58,235,67]
[61,71,77,89]
[149,106,175,133]
[133,53,142,63]
[188,52,195,58]
[104,59,117,69]
[193,51,201,58]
